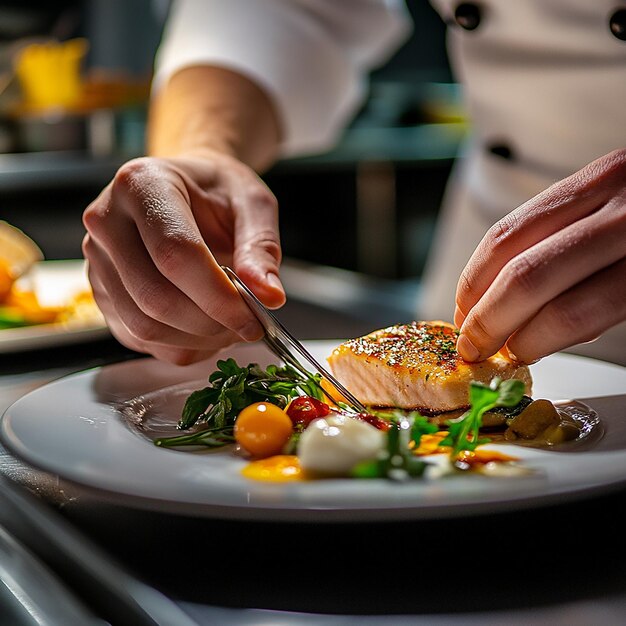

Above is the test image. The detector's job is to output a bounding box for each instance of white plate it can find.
[0,260,109,353]
[2,341,626,521]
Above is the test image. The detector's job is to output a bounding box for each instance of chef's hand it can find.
[83,66,283,364]
[454,149,626,364]
[83,149,285,364]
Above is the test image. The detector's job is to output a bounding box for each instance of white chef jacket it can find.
[154,0,626,365]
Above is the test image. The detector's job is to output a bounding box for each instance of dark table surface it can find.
[2,298,626,625]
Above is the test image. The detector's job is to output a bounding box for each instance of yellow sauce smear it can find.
[242,444,519,482]
[456,449,519,466]
[411,433,519,467]
[241,455,305,482]
[412,431,450,455]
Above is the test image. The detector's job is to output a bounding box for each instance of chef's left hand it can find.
[454,149,626,364]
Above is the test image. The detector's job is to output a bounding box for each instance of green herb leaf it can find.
[409,413,439,448]
[491,378,526,407]
[154,425,235,448]
[179,387,219,429]
[162,358,326,448]
[439,377,526,459]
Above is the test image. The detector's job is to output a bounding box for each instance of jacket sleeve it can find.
[153,0,412,156]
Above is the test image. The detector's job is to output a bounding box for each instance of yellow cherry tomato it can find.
[234,402,294,458]
[241,455,304,482]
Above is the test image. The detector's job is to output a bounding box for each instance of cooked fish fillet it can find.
[327,321,532,412]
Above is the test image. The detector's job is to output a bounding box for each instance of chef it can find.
[82,0,626,366]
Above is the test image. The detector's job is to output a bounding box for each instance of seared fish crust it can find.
[327,321,532,412]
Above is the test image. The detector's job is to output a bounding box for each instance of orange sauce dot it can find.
[412,431,450,456]
[241,455,304,482]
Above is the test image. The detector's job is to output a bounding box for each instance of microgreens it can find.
[438,377,526,459]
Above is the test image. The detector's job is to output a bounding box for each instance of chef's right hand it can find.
[82,149,286,364]
[454,149,626,364]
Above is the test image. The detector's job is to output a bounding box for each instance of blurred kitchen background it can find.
[0,0,466,332]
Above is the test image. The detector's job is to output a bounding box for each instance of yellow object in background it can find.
[0,221,43,280]
[0,261,13,302]
[0,220,45,313]
[0,222,102,330]
[3,289,60,324]
[14,38,88,112]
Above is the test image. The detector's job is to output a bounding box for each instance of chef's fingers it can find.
[505,256,626,364]
[84,236,239,363]
[84,247,147,356]
[227,177,285,310]
[84,158,262,341]
[456,196,626,362]
[455,150,626,322]
[84,206,236,340]
[86,237,236,349]
[173,153,286,309]
[149,345,223,364]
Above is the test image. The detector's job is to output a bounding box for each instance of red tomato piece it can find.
[354,412,393,431]
[286,396,331,427]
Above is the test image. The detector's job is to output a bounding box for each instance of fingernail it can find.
[504,345,539,365]
[266,272,283,292]
[457,334,480,362]
[453,306,465,328]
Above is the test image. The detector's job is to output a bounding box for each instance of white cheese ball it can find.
[298,415,385,476]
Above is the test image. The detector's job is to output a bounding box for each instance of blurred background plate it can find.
[0,259,108,353]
